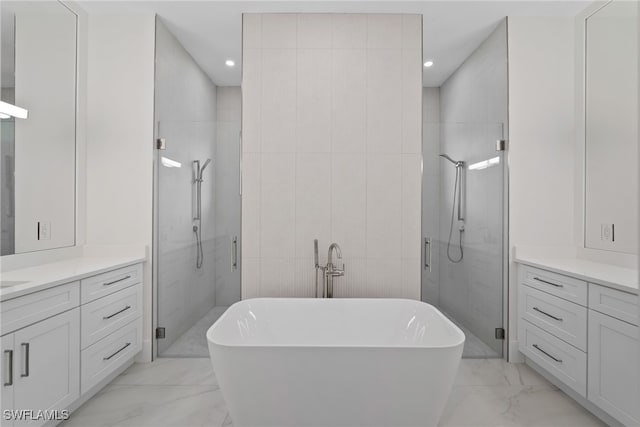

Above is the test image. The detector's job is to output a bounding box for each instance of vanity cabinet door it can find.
[1,334,15,427]
[13,308,80,427]
[587,310,639,426]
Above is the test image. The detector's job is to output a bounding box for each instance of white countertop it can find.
[514,256,638,295]
[0,255,145,301]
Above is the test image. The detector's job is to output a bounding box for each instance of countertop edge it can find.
[0,257,146,302]
[514,257,638,295]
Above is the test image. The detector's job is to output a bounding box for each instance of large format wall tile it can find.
[242,13,422,298]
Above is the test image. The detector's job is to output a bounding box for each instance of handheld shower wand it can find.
[199,159,212,180]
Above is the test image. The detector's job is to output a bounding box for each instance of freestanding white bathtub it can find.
[207,298,465,427]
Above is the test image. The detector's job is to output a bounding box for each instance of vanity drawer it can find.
[0,281,80,335]
[519,320,586,397]
[81,317,142,393]
[588,284,638,325]
[81,263,142,304]
[519,285,587,351]
[81,284,142,349]
[520,265,587,306]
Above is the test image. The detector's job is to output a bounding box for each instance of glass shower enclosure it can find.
[154,118,241,358]
[423,121,507,358]
[421,20,508,358]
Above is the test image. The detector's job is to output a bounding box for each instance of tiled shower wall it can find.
[241,13,423,299]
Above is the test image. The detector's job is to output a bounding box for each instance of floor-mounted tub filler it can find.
[207,298,465,426]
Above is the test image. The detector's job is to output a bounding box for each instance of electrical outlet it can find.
[600,223,615,242]
[38,221,51,240]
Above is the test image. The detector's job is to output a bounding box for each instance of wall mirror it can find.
[584,0,638,254]
[1,1,77,255]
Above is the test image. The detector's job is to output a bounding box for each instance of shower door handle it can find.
[424,238,431,271]
[232,236,238,270]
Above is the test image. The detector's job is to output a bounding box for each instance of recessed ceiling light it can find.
[225,59,235,67]
[424,60,434,68]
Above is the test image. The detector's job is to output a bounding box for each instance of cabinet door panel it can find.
[1,334,15,427]
[588,310,639,426]
[13,308,79,426]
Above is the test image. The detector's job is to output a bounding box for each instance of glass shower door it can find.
[155,120,217,356]
[423,121,506,358]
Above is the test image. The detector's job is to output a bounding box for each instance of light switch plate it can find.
[38,221,51,240]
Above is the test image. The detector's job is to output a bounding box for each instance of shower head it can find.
[439,154,464,167]
[197,159,212,180]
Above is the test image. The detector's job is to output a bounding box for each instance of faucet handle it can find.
[328,262,345,277]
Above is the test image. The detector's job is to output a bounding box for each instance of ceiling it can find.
[79,1,591,87]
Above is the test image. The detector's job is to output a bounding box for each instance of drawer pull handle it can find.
[533,277,563,288]
[103,305,132,320]
[103,342,131,361]
[533,307,563,322]
[103,275,132,287]
[533,344,562,363]
[20,343,29,377]
[4,350,13,386]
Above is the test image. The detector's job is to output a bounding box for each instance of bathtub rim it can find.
[206,297,466,350]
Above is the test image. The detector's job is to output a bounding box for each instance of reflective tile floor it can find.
[61,358,604,427]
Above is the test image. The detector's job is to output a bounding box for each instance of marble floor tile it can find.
[455,358,550,387]
[63,384,228,427]
[111,358,218,387]
[440,385,604,426]
[62,358,604,427]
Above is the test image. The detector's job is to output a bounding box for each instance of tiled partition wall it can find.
[241,13,423,299]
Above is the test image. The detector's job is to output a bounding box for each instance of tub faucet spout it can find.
[326,243,344,298]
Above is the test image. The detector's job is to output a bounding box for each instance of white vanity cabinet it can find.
[1,335,15,427]
[5,309,80,427]
[1,308,80,427]
[587,286,639,426]
[518,262,639,426]
[0,260,144,426]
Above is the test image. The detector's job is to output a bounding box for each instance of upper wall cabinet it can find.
[584,0,638,254]
[0,1,77,256]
